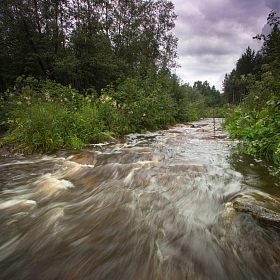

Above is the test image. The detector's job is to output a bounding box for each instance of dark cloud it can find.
[172,0,270,90]
[179,36,237,56]
[264,0,280,12]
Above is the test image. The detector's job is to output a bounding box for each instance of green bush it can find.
[0,74,217,154]
[105,76,177,131]
[225,95,280,164]
[0,76,134,153]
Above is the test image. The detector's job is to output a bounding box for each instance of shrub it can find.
[225,95,280,164]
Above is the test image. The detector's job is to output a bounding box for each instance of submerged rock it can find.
[232,190,280,229]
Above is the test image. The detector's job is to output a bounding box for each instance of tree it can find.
[236,47,257,76]
[0,0,178,94]
[193,80,223,107]
[109,0,178,78]
[222,46,262,104]
[254,10,280,62]
[0,0,71,89]
[224,10,280,164]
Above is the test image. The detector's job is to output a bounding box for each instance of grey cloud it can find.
[261,0,280,35]
[179,37,237,56]
[262,23,272,35]
[172,0,271,90]
[264,0,280,12]
[195,0,266,26]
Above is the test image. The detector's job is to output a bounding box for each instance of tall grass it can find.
[0,78,126,153]
[0,76,213,154]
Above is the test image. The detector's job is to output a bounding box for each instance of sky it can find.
[171,0,280,91]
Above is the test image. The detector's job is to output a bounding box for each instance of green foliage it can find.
[0,77,123,153]
[224,10,280,166]
[0,95,8,132]
[222,47,262,104]
[0,0,224,155]
[193,80,224,107]
[0,0,178,93]
[176,85,206,121]
[0,72,217,154]
[224,106,256,139]
[225,87,280,164]
[226,107,280,163]
[105,76,177,131]
[211,106,226,118]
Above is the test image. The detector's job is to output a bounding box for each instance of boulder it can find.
[232,190,280,229]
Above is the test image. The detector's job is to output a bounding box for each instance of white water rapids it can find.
[0,118,280,279]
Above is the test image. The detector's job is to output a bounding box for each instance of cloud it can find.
[261,1,280,35]
[172,0,270,90]
[264,0,280,12]
[179,36,236,56]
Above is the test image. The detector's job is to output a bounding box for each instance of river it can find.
[0,118,279,280]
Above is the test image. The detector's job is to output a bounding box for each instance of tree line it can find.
[224,10,280,166]
[0,0,178,93]
[222,10,280,105]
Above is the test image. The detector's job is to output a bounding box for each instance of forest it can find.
[223,10,280,166]
[0,0,223,154]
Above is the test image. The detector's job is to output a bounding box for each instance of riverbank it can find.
[0,118,226,157]
[0,130,27,157]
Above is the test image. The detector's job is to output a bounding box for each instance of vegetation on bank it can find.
[1,1,279,163]
[0,75,223,154]
[0,0,224,155]
[223,11,280,166]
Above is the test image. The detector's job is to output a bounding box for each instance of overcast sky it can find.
[172,0,280,91]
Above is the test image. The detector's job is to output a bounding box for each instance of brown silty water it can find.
[0,118,280,280]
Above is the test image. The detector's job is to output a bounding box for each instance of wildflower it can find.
[44,91,51,102]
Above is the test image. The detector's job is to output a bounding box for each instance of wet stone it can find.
[232,190,280,230]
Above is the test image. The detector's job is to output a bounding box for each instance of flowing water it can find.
[0,119,280,280]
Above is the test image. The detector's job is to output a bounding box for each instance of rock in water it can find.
[232,190,280,230]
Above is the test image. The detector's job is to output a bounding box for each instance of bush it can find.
[0,76,134,153]
[105,76,177,131]
[224,94,280,164]
[0,74,217,154]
